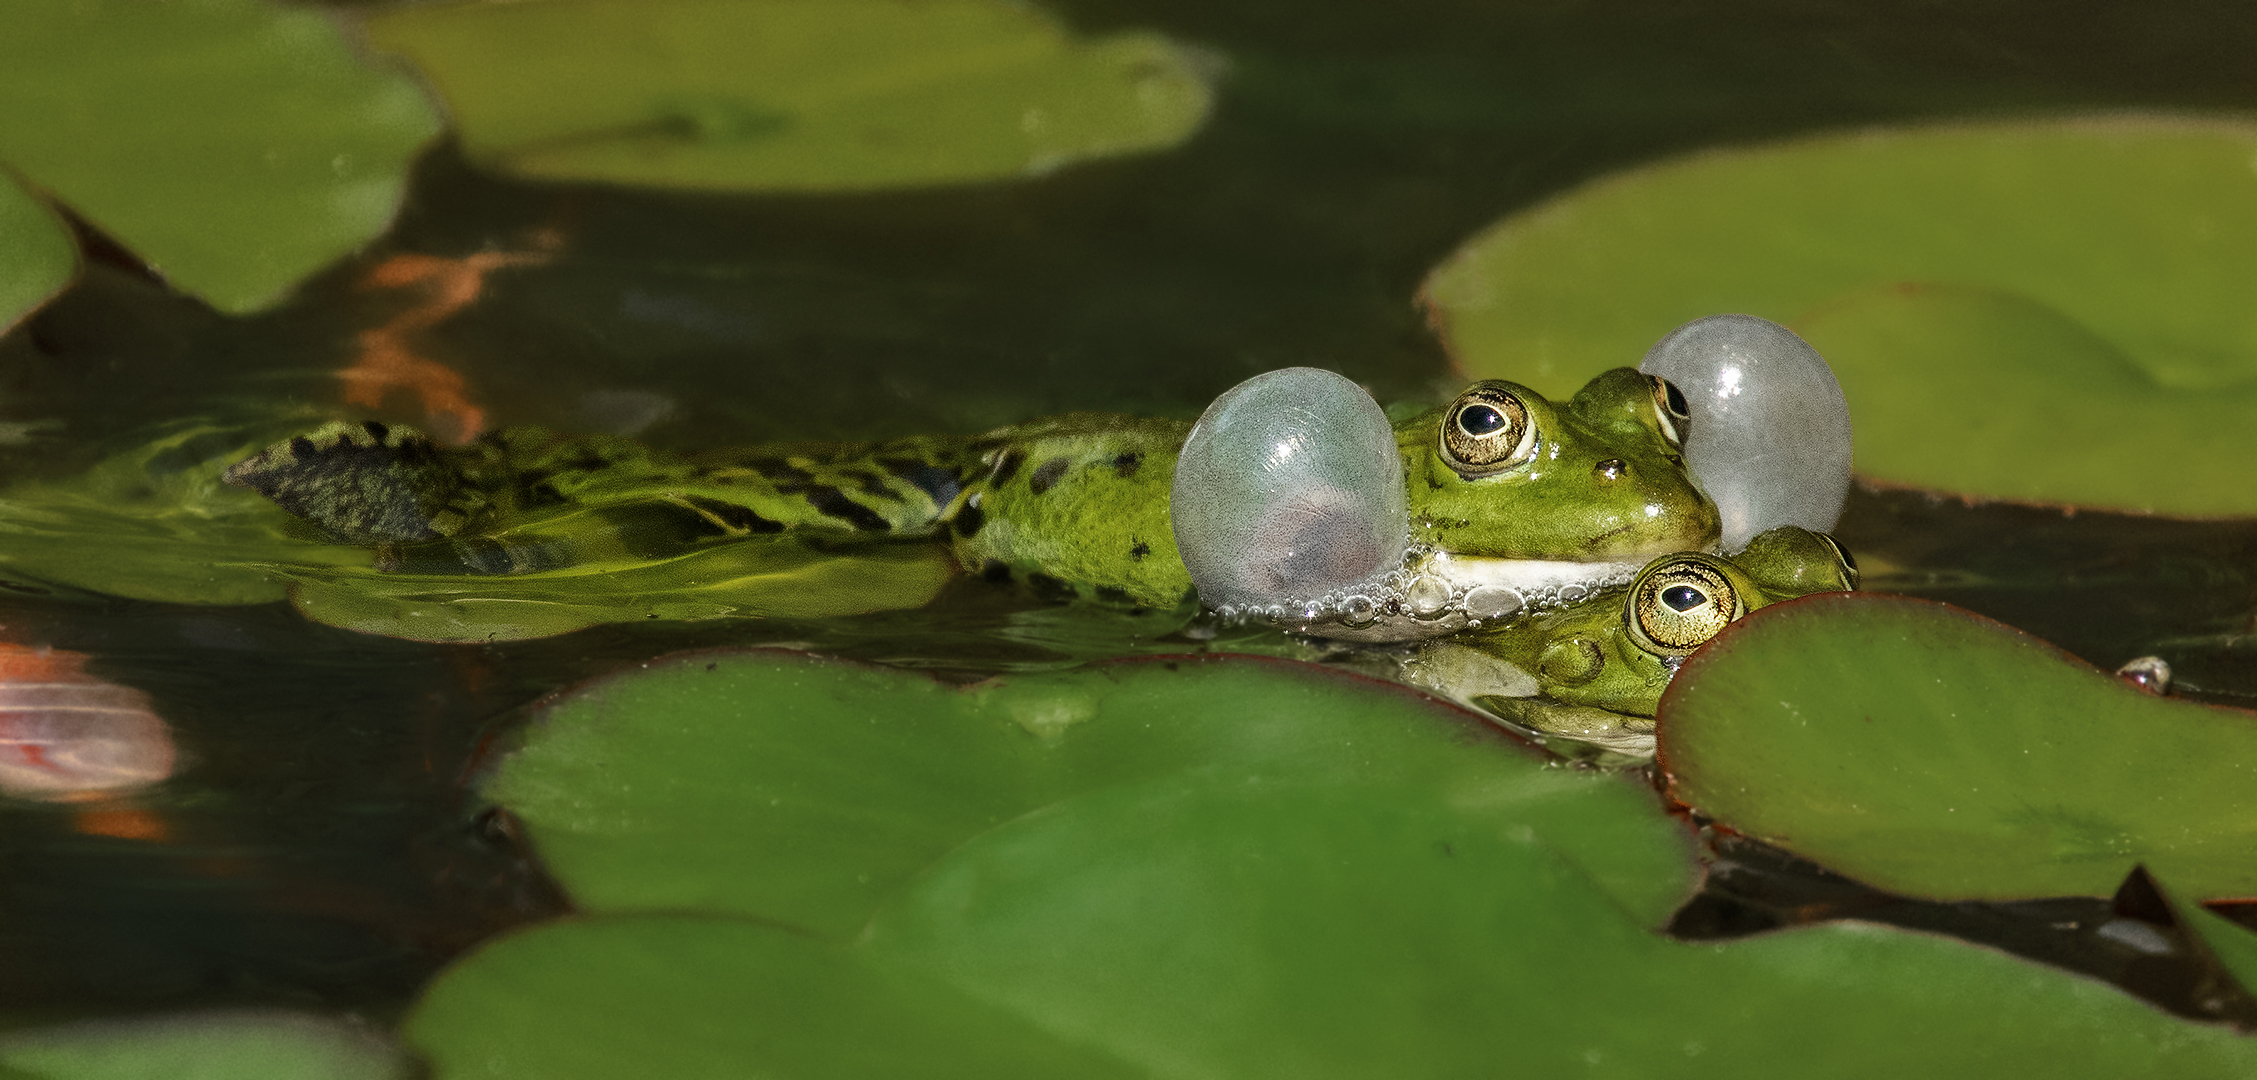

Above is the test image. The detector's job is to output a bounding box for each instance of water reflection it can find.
[0,644,175,801]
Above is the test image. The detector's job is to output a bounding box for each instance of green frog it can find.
[1400,525,1858,761]
[224,366,1721,639]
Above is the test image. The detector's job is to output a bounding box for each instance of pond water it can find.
[3,0,2257,1046]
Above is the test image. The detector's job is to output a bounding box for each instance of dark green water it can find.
[2,0,2256,1025]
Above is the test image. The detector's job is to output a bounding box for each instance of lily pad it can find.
[1659,592,2257,901]
[1420,116,2257,514]
[0,172,73,335]
[0,0,441,313]
[275,536,956,643]
[0,1010,407,1080]
[410,780,2257,1077]
[491,651,1697,936]
[363,0,1215,192]
[406,915,1141,1080]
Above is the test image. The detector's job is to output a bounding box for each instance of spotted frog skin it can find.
[1401,526,1858,762]
[224,368,1719,621]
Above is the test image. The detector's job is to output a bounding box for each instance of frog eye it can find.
[1646,374,1690,447]
[1818,532,1861,589]
[1440,385,1537,476]
[1626,555,1745,658]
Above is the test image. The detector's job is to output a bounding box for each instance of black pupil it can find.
[1661,379,1689,418]
[1458,404,1506,436]
[1661,585,1706,612]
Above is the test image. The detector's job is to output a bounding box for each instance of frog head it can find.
[1399,368,1718,565]
[1401,526,1856,761]
[1170,365,1723,641]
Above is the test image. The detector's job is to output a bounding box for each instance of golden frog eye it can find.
[1626,555,1745,658]
[1646,374,1690,448]
[1440,385,1536,475]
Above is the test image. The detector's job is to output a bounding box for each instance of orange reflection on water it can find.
[0,644,177,802]
[70,805,172,843]
[337,233,561,444]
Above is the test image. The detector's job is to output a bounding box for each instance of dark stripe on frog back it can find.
[1028,458,1070,495]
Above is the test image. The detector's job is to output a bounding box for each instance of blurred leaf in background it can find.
[1422,116,2257,515]
[366,0,1218,192]
[0,0,441,314]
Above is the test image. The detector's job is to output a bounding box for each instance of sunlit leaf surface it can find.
[0,173,73,335]
[365,0,1215,192]
[1661,593,2257,900]
[410,782,2257,1077]
[1421,117,2257,514]
[491,651,1697,936]
[0,0,440,313]
[0,1010,407,1080]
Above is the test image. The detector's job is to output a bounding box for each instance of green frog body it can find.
[225,367,1720,638]
[1401,525,1858,760]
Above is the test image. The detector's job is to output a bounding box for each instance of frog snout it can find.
[1593,458,1628,482]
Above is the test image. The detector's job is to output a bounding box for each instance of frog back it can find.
[943,413,1192,608]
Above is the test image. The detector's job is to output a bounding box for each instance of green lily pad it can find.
[0,171,74,335]
[1420,116,2257,514]
[411,779,2257,1077]
[1659,592,2257,901]
[0,1010,406,1080]
[0,421,367,605]
[0,0,440,313]
[492,651,1697,937]
[363,0,1215,193]
[275,536,957,643]
[859,780,2257,1077]
[406,915,1141,1080]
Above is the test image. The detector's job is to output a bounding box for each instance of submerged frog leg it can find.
[222,420,489,544]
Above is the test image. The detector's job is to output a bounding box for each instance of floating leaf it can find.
[1421,117,2257,514]
[410,780,2257,1077]
[405,915,1141,1080]
[1660,593,2257,901]
[275,536,956,643]
[0,0,440,313]
[363,0,1215,192]
[0,1010,407,1080]
[493,652,1696,937]
[0,172,73,335]
[864,781,2257,1078]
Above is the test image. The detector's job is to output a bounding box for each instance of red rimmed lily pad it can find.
[1660,592,2257,901]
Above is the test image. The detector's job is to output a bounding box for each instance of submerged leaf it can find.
[364,0,1215,192]
[492,651,1696,936]
[0,0,441,313]
[1660,593,2257,901]
[1421,116,2257,514]
[0,172,73,334]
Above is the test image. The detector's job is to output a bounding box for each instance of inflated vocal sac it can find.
[1638,314,1853,552]
[1170,367,1408,616]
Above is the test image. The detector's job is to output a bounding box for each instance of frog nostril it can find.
[1594,458,1627,481]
